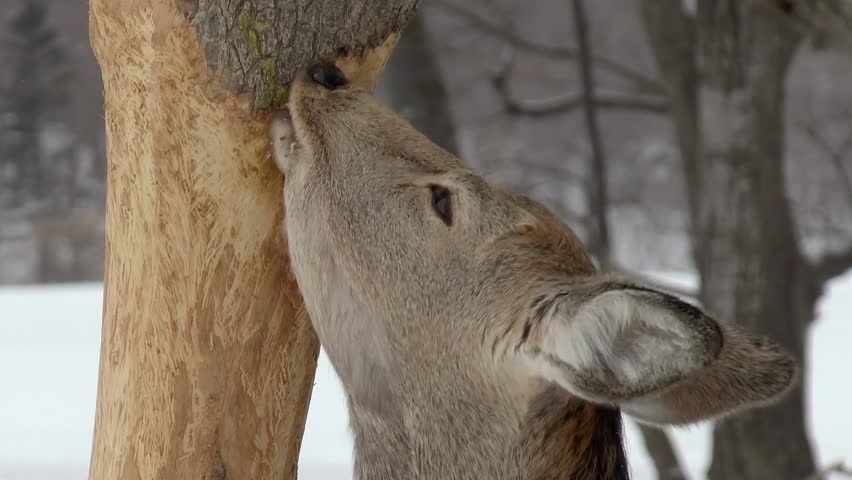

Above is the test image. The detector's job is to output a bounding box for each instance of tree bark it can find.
[640,1,817,479]
[87,1,417,479]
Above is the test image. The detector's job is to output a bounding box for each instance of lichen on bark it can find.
[178,0,420,111]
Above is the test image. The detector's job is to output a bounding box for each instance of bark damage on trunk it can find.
[181,0,416,110]
[87,1,417,479]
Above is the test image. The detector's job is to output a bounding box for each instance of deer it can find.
[269,63,797,480]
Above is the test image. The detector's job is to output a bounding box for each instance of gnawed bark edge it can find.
[178,0,420,110]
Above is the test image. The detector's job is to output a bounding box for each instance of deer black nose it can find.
[308,63,348,90]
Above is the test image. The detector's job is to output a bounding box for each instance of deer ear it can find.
[619,325,798,425]
[520,279,797,425]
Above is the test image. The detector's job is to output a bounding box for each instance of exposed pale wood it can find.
[87,1,415,479]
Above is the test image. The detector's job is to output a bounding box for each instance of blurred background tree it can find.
[0,0,103,283]
[0,0,70,211]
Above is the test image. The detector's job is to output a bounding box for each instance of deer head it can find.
[270,63,797,479]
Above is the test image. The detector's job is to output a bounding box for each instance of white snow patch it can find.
[0,270,850,479]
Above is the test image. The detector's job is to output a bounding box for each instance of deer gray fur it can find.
[269,63,797,480]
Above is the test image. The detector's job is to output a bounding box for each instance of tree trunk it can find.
[87,1,417,479]
[636,427,687,480]
[640,2,816,479]
[698,7,815,478]
[381,10,458,154]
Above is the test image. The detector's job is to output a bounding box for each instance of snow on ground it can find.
[0,271,850,479]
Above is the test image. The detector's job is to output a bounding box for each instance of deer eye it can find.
[430,185,452,226]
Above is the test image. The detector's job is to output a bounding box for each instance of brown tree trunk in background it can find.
[696,7,816,477]
[381,10,459,154]
[87,1,417,479]
[640,1,817,479]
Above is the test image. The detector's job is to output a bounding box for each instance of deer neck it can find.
[349,385,630,479]
[518,386,630,480]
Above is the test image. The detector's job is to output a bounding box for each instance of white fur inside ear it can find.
[540,290,703,386]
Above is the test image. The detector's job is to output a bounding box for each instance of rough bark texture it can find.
[640,1,817,479]
[179,0,418,110]
[87,1,416,479]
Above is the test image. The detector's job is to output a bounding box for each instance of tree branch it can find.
[571,0,611,267]
[501,88,670,116]
[764,0,852,53]
[811,243,852,284]
[638,0,703,251]
[490,52,668,116]
[806,460,852,480]
[636,424,689,480]
[798,121,852,208]
[798,121,852,284]
[432,0,666,93]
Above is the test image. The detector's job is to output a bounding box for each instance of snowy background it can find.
[1,271,850,480]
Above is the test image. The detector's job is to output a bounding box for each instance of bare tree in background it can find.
[0,0,98,284]
[0,0,69,211]
[639,1,852,478]
[382,11,459,155]
[433,0,852,478]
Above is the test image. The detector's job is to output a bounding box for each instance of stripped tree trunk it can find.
[87,1,417,479]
